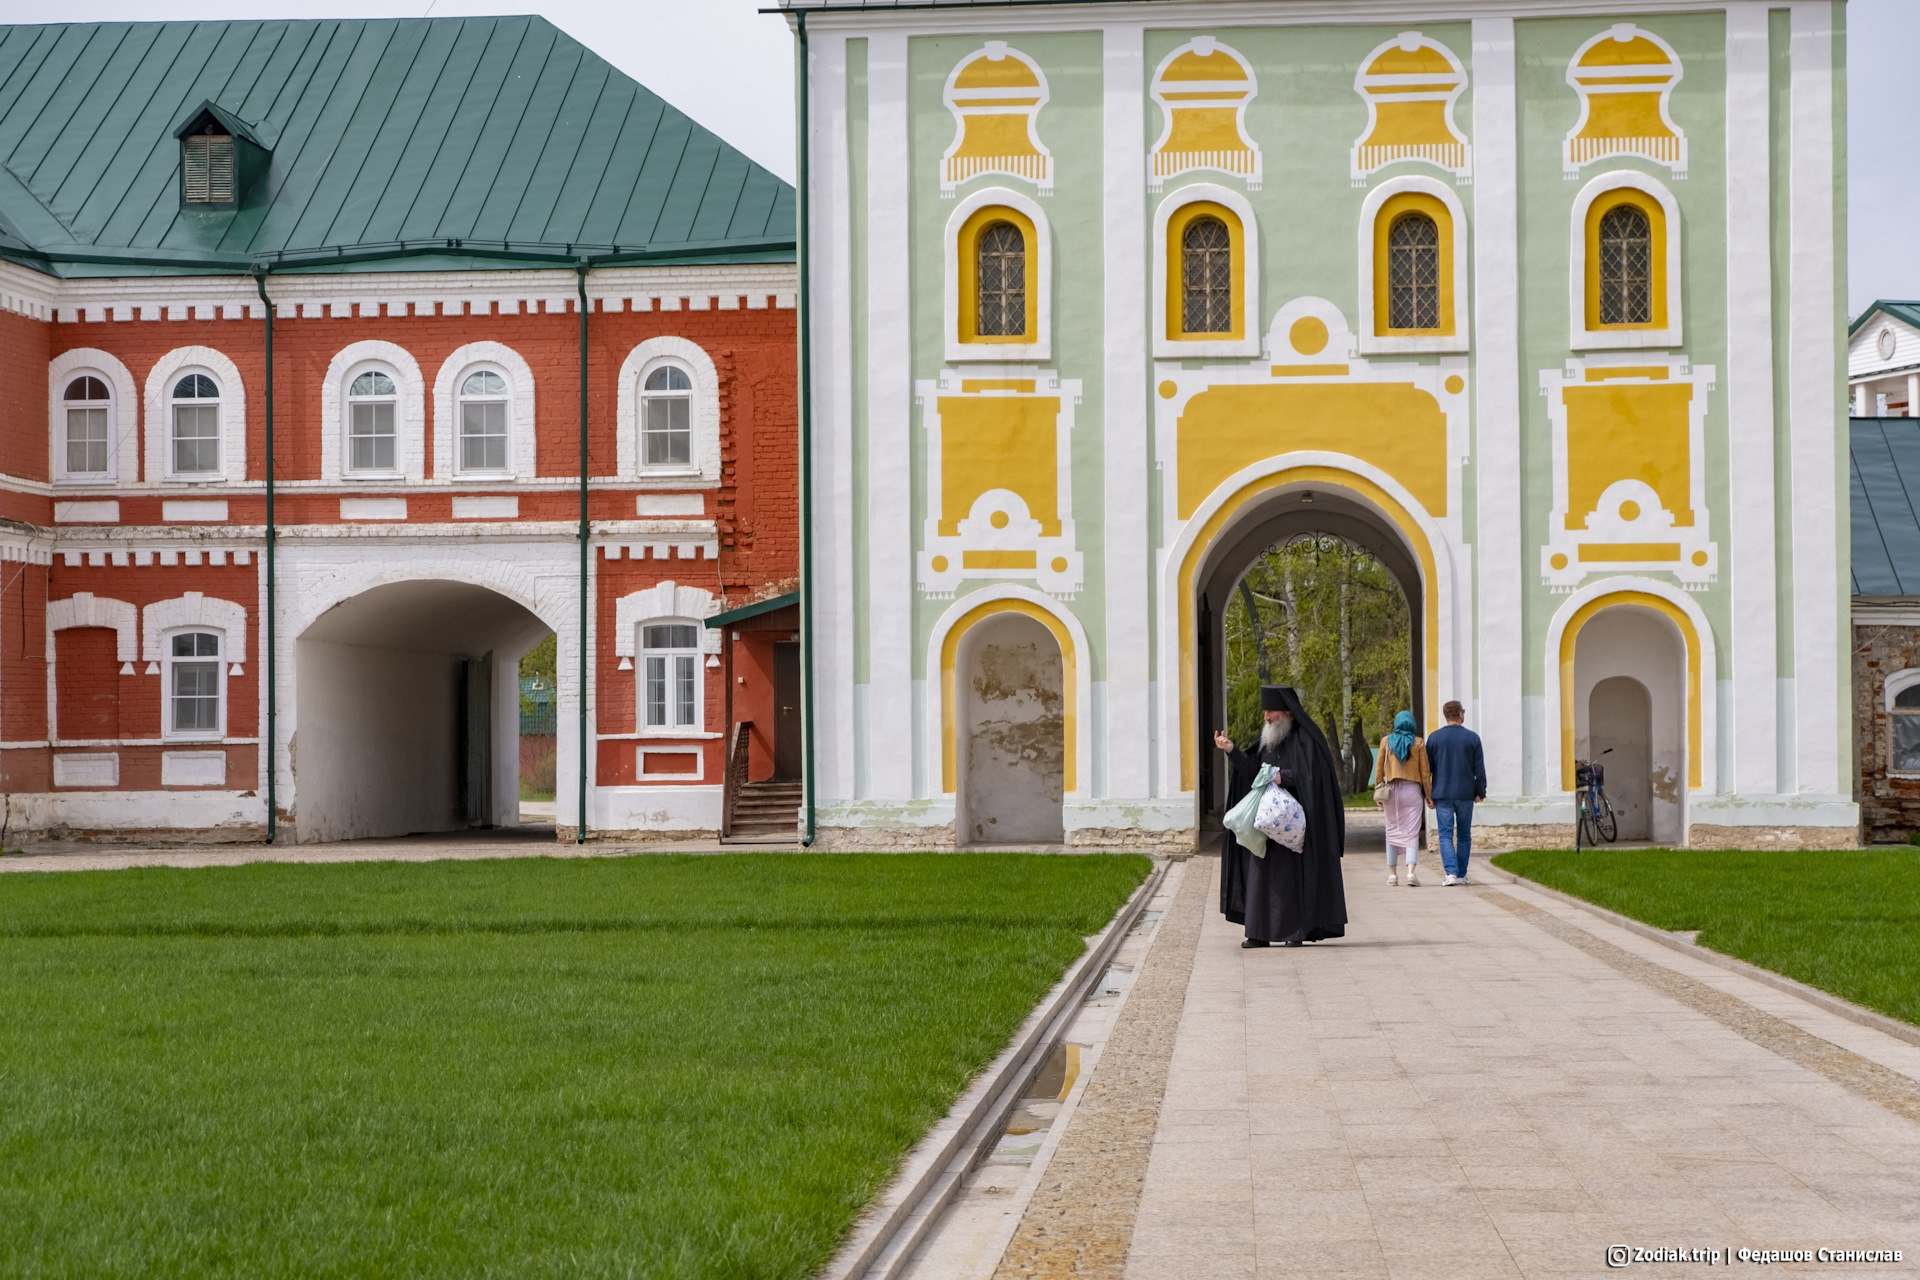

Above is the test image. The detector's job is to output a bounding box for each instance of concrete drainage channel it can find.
[820,859,1180,1280]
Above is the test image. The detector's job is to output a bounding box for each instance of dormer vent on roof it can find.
[173,101,273,211]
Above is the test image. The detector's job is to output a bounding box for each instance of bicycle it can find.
[1573,748,1618,849]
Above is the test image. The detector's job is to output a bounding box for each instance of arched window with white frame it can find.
[346,368,400,474]
[62,375,112,477]
[457,368,510,473]
[641,364,694,471]
[165,629,224,738]
[1887,670,1920,776]
[616,340,720,486]
[642,621,702,731]
[169,372,223,477]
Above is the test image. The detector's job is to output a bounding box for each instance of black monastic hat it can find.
[1260,685,1294,712]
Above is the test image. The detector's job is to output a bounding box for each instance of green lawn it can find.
[1492,848,1920,1027]
[0,852,1149,1279]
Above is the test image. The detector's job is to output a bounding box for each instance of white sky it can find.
[29,0,1920,314]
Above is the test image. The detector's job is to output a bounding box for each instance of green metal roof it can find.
[1851,301,1920,337]
[0,18,795,276]
[705,591,800,628]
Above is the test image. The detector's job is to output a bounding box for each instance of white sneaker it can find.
[1406,867,1420,886]
[1443,874,1459,886]
[1456,874,1471,885]
[1387,870,1398,886]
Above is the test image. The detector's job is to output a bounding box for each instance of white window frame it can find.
[166,369,225,480]
[616,338,720,486]
[50,349,138,486]
[321,341,426,483]
[1151,183,1261,359]
[59,374,115,481]
[612,582,722,735]
[343,361,403,477]
[640,619,704,734]
[1356,175,1471,355]
[454,366,512,475]
[142,346,246,485]
[1886,668,1920,778]
[162,626,226,741]
[943,185,1052,363]
[638,360,697,476]
[1568,169,1684,351]
[433,342,536,481]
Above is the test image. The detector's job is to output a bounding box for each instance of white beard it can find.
[1259,716,1293,751]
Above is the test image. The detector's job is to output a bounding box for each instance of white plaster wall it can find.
[959,613,1064,845]
[296,639,460,843]
[1573,608,1685,844]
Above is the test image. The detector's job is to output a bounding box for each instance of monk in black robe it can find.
[1214,684,1348,947]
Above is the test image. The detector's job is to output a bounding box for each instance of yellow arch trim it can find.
[1373,191,1455,337]
[940,600,1077,795]
[957,204,1040,345]
[1584,188,1668,331]
[1557,590,1701,791]
[1177,466,1439,791]
[1165,200,1245,342]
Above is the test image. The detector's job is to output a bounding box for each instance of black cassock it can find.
[1219,692,1349,944]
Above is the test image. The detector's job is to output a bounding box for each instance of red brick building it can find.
[0,18,799,844]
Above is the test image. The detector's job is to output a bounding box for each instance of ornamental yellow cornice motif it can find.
[1350,32,1471,186]
[1564,23,1687,179]
[1149,36,1260,193]
[941,41,1052,197]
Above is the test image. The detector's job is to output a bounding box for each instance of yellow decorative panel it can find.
[936,395,1061,536]
[919,370,1083,595]
[1564,24,1687,177]
[1563,383,1693,527]
[1540,359,1716,587]
[1351,33,1471,184]
[1174,382,1448,521]
[942,42,1052,195]
[1149,37,1260,191]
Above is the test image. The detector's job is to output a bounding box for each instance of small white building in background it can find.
[1851,301,1920,416]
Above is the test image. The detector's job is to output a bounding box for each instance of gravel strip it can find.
[991,851,1209,1279]
[1483,887,1920,1124]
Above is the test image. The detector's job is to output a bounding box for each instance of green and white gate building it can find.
[785,0,1857,851]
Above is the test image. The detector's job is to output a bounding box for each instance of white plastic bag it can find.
[1253,780,1307,852]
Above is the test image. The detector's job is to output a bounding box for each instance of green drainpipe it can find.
[253,268,276,844]
[796,9,817,847]
[577,260,592,844]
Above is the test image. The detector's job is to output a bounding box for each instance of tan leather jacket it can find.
[1374,737,1432,804]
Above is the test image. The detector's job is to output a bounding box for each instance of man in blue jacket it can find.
[1425,700,1486,885]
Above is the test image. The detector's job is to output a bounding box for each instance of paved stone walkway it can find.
[1125,858,1920,1280]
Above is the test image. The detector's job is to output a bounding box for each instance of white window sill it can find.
[1571,327,1682,351]
[54,475,116,486]
[615,729,721,741]
[161,734,227,745]
[164,475,226,485]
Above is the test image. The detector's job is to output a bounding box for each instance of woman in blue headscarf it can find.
[1370,710,1432,885]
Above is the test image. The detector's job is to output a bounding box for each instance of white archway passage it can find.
[293,581,551,844]
[1572,607,1686,844]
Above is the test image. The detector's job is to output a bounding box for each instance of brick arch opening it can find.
[293,580,552,844]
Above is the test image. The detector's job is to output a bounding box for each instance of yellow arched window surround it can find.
[1372,192,1454,338]
[1584,188,1666,331]
[1164,200,1244,342]
[957,204,1040,345]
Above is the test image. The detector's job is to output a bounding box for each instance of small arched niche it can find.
[958,612,1065,846]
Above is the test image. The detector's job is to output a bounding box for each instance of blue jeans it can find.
[1435,799,1474,878]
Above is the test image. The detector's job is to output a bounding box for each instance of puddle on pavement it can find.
[987,1041,1082,1165]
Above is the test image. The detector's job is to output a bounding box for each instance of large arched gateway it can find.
[291,581,554,844]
